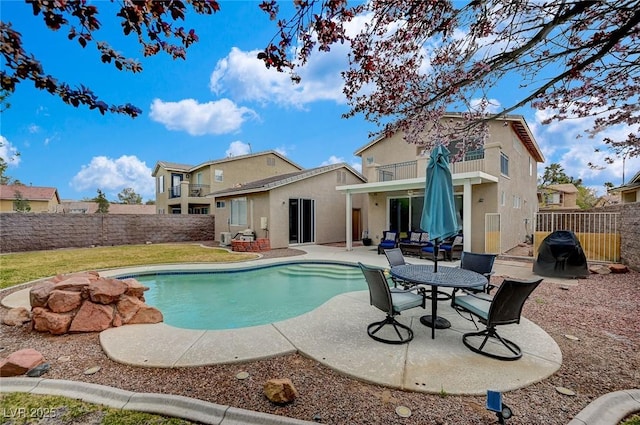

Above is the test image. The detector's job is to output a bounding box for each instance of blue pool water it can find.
[126,262,367,330]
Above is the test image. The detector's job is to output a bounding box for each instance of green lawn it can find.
[0,244,257,289]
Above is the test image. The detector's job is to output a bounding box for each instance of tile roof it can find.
[0,185,59,201]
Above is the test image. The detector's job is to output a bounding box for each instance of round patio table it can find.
[389,264,488,339]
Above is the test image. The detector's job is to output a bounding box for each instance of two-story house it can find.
[337,114,545,254]
[538,183,579,209]
[152,151,303,215]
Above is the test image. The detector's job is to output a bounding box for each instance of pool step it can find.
[279,264,363,280]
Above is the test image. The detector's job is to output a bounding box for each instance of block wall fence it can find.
[0,214,215,253]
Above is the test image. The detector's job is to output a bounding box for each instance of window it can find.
[214,169,223,182]
[230,198,247,225]
[157,175,165,193]
[366,156,374,165]
[500,152,509,176]
[216,201,226,208]
[529,157,533,176]
[512,195,521,209]
[336,170,347,184]
[500,191,506,206]
[195,172,203,184]
[267,157,276,166]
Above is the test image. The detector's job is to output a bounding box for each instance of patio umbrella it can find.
[420,144,459,272]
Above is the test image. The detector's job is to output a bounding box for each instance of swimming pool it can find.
[123,262,367,330]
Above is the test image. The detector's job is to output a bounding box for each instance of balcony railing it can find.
[373,150,487,182]
[169,184,210,198]
[375,161,418,182]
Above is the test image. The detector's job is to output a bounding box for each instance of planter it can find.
[362,238,372,246]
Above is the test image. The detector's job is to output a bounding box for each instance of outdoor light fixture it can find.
[486,390,513,424]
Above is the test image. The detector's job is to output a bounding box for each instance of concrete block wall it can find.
[620,203,640,271]
[0,214,215,253]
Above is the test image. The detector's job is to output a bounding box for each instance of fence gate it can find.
[485,213,501,254]
[534,212,620,262]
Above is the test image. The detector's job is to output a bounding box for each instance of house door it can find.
[351,208,362,241]
[289,198,315,244]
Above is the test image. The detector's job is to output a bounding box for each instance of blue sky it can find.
[2,1,638,202]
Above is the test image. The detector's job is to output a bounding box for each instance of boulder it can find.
[29,281,56,308]
[3,307,31,326]
[53,274,94,292]
[31,307,73,335]
[88,278,127,304]
[609,264,629,274]
[0,348,46,377]
[122,278,149,299]
[589,265,611,275]
[264,378,299,404]
[47,290,83,313]
[69,301,114,332]
[127,305,163,325]
[116,295,143,323]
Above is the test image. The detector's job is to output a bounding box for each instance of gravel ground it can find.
[1,253,638,425]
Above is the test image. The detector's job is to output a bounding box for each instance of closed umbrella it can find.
[420,144,459,273]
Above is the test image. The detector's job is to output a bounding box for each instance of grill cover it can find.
[533,230,588,278]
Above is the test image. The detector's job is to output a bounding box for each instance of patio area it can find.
[2,244,563,396]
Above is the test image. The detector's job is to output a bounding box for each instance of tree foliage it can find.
[117,187,142,205]
[93,189,109,214]
[1,0,220,117]
[12,189,31,212]
[539,163,581,187]
[259,0,640,157]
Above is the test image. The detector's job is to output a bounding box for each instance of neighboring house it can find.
[336,114,545,254]
[56,201,156,214]
[211,163,366,249]
[0,185,60,213]
[152,151,303,215]
[609,170,640,204]
[593,193,621,208]
[538,183,579,209]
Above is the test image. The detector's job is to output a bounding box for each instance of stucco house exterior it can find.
[211,163,366,249]
[538,183,579,209]
[56,201,156,214]
[0,185,60,213]
[152,151,303,215]
[337,114,545,254]
[609,170,640,204]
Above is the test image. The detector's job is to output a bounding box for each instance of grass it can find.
[0,393,196,424]
[0,244,258,289]
[622,414,640,425]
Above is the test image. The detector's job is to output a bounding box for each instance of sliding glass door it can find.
[289,198,315,244]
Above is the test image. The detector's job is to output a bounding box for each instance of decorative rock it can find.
[555,386,576,396]
[589,265,611,275]
[3,307,31,326]
[57,356,71,362]
[564,334,580,341]
[0,348,46,377]
[26,362,50,377]
[29,281,56,308]
[47,290,83,313]
[29,271,162,335]
[264,378,299,404]
[83,366,101,375]
[609,264,629,274]
[31,307,73,335]
[127,305,163,325]
[236,371,250,380]
[69,301,114,332]
[88,278,127,304]
[395,406,412,418]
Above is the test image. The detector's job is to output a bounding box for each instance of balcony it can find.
[169,184,210,199]
[373,151,486,183]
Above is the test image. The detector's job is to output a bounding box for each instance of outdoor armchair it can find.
[459,251,497,294]
[358,262,425,344]
[377,230,399,254]
[452,277,543,360]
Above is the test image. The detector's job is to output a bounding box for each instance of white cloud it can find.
[149,98,257,136]
[28,124,40,134]
[470,98,502,113]
[531,109,640,194]
[225,141,252,157]
[70,155,154,199]
[209,47,347,108]
[0,136,21,167]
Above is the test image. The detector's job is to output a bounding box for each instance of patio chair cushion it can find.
[451,294,490,321]
[409,232,422,242]
[390,288,425,311]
